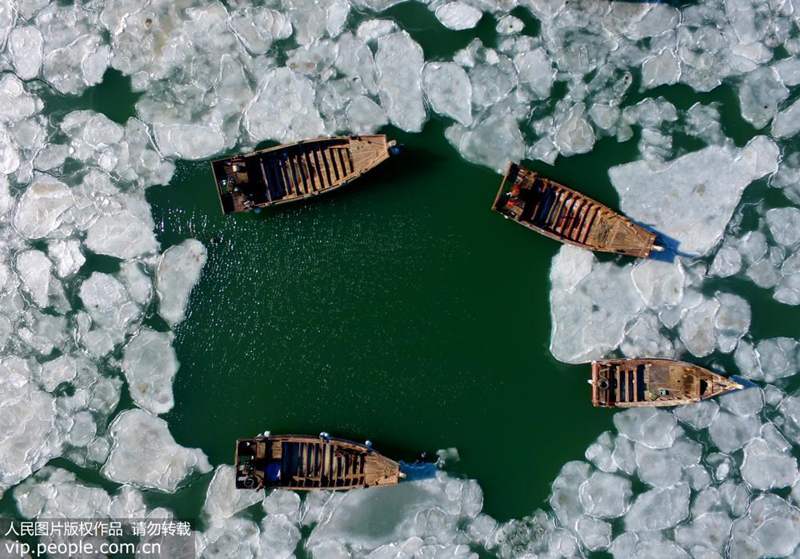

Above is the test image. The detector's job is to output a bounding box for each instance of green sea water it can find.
[16,1,800,551]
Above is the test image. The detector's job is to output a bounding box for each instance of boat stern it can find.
[590,361,616,407]
[234,438,267,490]
[210,157,254,215]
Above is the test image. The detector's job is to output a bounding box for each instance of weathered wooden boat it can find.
[492,163,662,258]
[235,433,403,490]
[590,358,745,408]
[211,135,397,214]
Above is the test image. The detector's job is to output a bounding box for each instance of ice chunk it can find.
[779,395,800,446]
[737,67,789,128]
[620,312,675,359]
[37,3,110,94]
[550,248,644,363]
[376,32,425,132]
[610,137,779,255]
[675,512,732,554]
[78,272,140,333]
[446,111,524,172]
[155,239,207,327]
[549,461,591,529]
[776,252,800,305]
[356,19,397,42]
[554,104,596,156]
[708,410,760,453]
[39,356,77,392]
[12,176,73,239]
[14,467,112,519]
[772,98,800,139]
[766,207,800,247]
[575,515,611,551]
[422,62,472,126]
[153,123,225,160]
[9,26,43,80]
[496,15,523,35]
[345,95,387,133]
[678,297,719,357]
[578,472,632,518]
[244,67,326,143]
[642,49,681,88]
[16,250,54,308]
[264,490,302,522]
[203,465,263,522]
[614,407,678,450]
[118,261,152,306]
[624,484,690,532]
[514,47,555,99]
[0,0,13,48]
[713,292,750,353]
[67,411,97,447]
[0,128,18,177]
[710,244,742,277]
[434,2,483,30]
[719,387,762,417]
[47,239,85,278]
[730,495,800,557]
[635,444,683,487]
[228,6,293,55]
[631,258,684,308]
[121,328,178,415]
[259,514,301,558]
[756,337,798,382]
[585,431,616,472]
[307,476,482,553]
[102,409,211,492]
[85,212,158,259]
[0,359,60,495]
[741,438,799,490]
[675,400,719,430]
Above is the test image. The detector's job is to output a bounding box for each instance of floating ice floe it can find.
[121,328,178,415]
[376,31,426,132]
[203,465,264,522]
[609,136,780,256]
[12,176,73,240]
[156,239,208,327]
[434,2,483,31]
[0,358,60,498]
[102,408,211,492]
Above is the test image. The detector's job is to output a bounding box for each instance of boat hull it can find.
[492,163,658,258]
[235,434,401,491]
[211,135,395,214]
[591,358,744,408]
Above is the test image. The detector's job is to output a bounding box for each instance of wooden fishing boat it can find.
[234,433,403,490]
[492,163,662,258]
[211,135,397,214]
[590,358,744,408]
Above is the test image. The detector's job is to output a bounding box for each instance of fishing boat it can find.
[590,358,745,408]
[492,163,662,258]
[211,135,398,214]
[234,433,404,490]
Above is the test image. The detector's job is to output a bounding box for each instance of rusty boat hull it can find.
[235,434,402,491]
[492,163,660,258]
[590,358,744,408]
[211,135,396,214]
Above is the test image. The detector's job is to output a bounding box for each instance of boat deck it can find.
[211,136,394,214]
[493,163,658,257]
[235,434,401,490]
[591,359,743,408]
